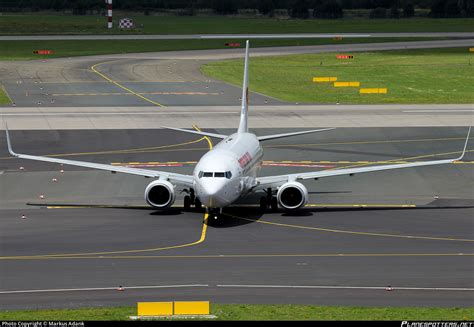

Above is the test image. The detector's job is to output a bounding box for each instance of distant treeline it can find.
[0,0,473,18]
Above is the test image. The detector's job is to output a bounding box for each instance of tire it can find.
[259,197,268,211]
[184,195,191,210]
[195,198,202,209]
[270,197,278,211]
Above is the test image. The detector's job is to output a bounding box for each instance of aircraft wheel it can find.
[259,197,268,211]
[184,195,191,210]
[270,197,278,211]
[190,189,195,203]
[195,198,202,209]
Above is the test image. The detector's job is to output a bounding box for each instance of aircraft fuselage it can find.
[193,132,264,208]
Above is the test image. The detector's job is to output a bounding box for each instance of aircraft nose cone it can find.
[205,183,220,197]
[199,182,227,208]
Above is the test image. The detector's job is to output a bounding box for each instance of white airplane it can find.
[4,41,471,220]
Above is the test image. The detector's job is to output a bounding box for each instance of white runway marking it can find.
[3,283,472,295]
[0,284,209,294]
[403,110,474,113]
[0,112,234,116]
[1,33,472,41]
[217,284,474,291]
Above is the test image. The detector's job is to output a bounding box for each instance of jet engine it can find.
[144,180,176,208]
[277,182,308,210]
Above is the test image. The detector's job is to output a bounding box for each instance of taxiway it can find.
[0,41,472,310]
[0,127,472,309]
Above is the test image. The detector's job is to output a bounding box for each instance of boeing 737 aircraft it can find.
[4,41,471,219]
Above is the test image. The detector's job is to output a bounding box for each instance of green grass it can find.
[0,37,447,61]
[0,15,473,35]
[201,47,474,104]
[0,304,472,321]
[0,85,12,105]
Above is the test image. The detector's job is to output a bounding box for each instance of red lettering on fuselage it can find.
[238,151,252,168]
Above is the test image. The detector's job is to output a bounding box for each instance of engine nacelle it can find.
[277,182,308,210]
[144,180,176,208]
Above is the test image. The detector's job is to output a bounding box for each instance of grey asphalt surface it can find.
[0,128,473,309]
[1,39,473,108]
[1,57,283,107]
[0,40,473,311]
[3,82,281,107]
[1,32,474,40]
[1,105,472,130]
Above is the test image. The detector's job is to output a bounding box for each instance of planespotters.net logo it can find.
[402,322,474,327]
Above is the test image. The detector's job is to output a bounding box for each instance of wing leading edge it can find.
[4,124,194,187]
[256,127,471,189]
[257,128,336,141]
[160,126,228,139]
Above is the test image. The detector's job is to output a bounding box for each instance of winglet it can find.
[4,122,18,157]
[456,126,471,161]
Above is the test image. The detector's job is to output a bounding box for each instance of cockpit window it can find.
[200,171,232,178]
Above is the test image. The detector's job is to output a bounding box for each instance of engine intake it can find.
[144,180,175,208]
[277,182,308,210]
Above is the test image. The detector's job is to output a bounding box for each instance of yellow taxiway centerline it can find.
[90,60,164,107]
[328,149,473,171]
[265,137,467,149]
[52,92,220,96]
[0,213,208,260]
[0,137,207,160]
[225,214,474,243]
[43,203,417,210]
[108,160,473,166]
[193,124,213,150]
[0,128,214,261]
[1,252,472,261]
[2,137,470,161]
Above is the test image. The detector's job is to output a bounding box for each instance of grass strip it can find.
[201,47,474,104]
[0,15,473,35]
[0,85,12,105]
[0,37,451,61]
[0,304,472,321]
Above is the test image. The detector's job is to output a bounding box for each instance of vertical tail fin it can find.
[237,40,250,134]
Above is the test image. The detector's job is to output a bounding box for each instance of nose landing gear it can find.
[207,208,222,222]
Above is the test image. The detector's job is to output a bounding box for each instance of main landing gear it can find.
[183,188,202,211]
[260,187,278,212]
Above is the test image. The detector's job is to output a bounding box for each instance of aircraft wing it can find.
[161,126,227,139]
[4,126,194,187]
[257,128,335,141]
[255,127,471,190]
